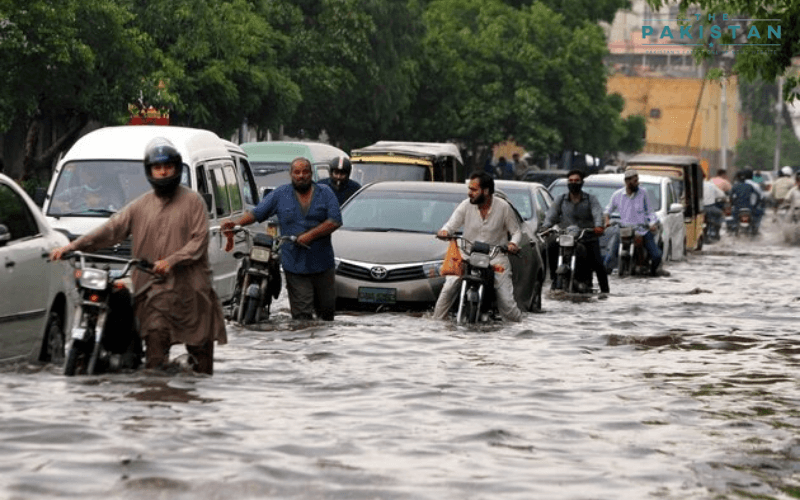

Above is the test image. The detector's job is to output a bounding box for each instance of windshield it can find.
[550,181,663,212]
[350,162,429,185]
[498,188,533,220]
[47,160,189,217]
[342,190,466,234]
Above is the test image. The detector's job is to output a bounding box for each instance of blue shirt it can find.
[317,178,361,206]
[251,183,342,274]
[605,187,658,234]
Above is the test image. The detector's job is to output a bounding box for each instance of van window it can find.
[237,158,259,205]
[223,165,243,213]
[210,169,231,217]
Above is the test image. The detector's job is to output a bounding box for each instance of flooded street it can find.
[2,218,800,500]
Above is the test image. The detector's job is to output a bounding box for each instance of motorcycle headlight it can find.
[79,268,108,291]
[469,253,491,268]
[422,260,442,278]
[558,234,575,246]
[249,247,271,263]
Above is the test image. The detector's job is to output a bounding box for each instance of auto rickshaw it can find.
[625,154,706,251]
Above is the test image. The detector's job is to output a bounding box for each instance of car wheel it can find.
[39,311,65,364]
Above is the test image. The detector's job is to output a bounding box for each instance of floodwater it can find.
[2,218,800,500]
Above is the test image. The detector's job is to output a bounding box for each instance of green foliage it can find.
[501,0,631,28]
[735,122,800,172]
[405,0,627,161]
[645,0,800,102]
[618,114,647,153]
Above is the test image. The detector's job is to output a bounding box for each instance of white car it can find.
[550,173,687,262]
[0,173,74,363]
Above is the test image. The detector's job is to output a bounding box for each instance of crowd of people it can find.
[46,137,800,372]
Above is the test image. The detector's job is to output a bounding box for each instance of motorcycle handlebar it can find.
[60,251,159,279]
[437,235,508,256]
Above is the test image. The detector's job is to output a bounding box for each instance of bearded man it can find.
[51,138,226,374]
[432,171,523,322]
[222,157,342,321]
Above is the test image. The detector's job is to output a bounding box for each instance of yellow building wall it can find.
[608,74,740,162]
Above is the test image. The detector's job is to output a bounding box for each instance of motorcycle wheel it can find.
[242,297,258,325]
[529,278,543,313]
[618,257,630,277]
[64,343,84,377]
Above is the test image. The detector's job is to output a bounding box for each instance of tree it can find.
[0,0,156,178]
[645,0,800,102]
[735,122,800,171]
[128,0,301,137]
[280,0,424,152]
[403,0,629,169]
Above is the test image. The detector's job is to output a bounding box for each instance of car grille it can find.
[94,238,133,258]
[336,261,427,282]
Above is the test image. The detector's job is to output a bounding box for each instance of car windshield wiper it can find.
[55,208,117,217]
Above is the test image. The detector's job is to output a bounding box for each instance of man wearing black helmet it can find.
[318,156,361,206]
[50,137,226,375]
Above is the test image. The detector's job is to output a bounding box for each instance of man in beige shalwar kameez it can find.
[51,138,225,374]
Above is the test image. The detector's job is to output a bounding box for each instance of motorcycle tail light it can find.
[249,247,271,263]
[89,294,101,303]
[79,268,108,291]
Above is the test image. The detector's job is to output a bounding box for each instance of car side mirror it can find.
[260,187,272,199]
[33,187,47,207]
[669,202,683,214]
[0,224,10,248]
[202,193,213,212]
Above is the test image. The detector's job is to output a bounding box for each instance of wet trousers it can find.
[433,256,522,322]
[143,314,214,375]
[284,268,336,321]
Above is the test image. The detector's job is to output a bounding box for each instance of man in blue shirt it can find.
[318,156,361,206]
[603,169,662,276]
[222,157,342,320]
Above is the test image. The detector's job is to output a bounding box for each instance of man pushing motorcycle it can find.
[50,138,226,375]
[540,169,609,294]
[432,172,523,322]
[602,169,662,276]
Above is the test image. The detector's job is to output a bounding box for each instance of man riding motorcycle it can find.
[432,172,523,322]
[730,169,764,235]
[602,169,662,276]
[540,169,609,293]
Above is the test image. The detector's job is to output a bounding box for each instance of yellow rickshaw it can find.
[625,154,706,250]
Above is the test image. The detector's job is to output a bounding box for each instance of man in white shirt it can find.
[703,178,726,241]
[433,172,523,322]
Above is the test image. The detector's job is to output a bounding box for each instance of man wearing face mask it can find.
[318,156,361,206]
[603,169,662,276]
[541,169,609,294]
[222,157,342,320]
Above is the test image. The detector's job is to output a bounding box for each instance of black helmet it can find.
[144,137,182,196]
[328,156,352,175]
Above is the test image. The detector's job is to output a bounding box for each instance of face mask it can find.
[568,183,582,194]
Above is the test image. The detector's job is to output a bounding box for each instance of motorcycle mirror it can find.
[233,251,246,259]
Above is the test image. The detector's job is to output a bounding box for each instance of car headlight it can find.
[422,260,442,278]
[78,268,108,291]
[249,247,271,263]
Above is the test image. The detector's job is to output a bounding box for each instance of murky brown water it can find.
[2,218,800,500]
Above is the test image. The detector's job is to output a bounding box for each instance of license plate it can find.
[358,287,397,304]
[71,326,86,340]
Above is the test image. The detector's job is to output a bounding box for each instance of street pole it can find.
[720,77,727,172]
[774,76,784,172]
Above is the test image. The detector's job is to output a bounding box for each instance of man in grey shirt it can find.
[541,169,609,293]
[433,172,523,322]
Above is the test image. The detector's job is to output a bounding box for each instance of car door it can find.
[0,181,51,360]
[664,180,686,258]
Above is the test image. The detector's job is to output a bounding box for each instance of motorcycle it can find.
[445,236,507,325]
[540,226,594,293]
[703,197,726,243]
[616,223,656,277]
[730,207,756,238]
[226,227,305,325]
[61,251,159,376]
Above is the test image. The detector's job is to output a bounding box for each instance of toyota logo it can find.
[370,266,388,280]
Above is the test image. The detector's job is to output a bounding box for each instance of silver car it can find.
[550,173,687,262]
[0,173,74,363]
[332,181,545,312]
[492,180,554,235]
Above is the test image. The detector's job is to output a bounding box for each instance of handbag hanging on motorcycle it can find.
[440,239,464,276]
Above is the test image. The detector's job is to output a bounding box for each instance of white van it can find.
[41,125,260,303]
